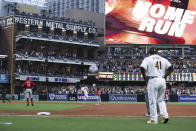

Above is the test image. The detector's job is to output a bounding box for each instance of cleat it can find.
[162,117,169,124]
[27,103,29,106]
[32,103,34,106]
[147,120,158,124]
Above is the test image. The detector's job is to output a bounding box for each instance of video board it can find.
[105,0,196,44]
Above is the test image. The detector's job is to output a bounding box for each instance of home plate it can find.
[37,112,51,116]
[0,122,13,125]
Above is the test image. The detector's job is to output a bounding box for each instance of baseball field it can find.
[0,101,196,131]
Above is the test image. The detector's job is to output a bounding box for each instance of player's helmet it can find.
[149,47,158,55]
[26,77,29,81]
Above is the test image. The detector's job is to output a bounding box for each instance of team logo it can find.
[49,94,55,100]
[1,75,5,80]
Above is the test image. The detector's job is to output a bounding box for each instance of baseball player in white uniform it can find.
[140,47,173,124]
[81,85,89,102]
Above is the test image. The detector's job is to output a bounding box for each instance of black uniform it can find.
[1,87,6,103]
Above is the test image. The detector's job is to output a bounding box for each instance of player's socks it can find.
[31,98,34,106]
[27,98,29,106]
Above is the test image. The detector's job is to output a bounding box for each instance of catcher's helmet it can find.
[149,47,158,55]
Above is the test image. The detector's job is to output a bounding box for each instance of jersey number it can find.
[155,61,162,70]
[27,82,31,87]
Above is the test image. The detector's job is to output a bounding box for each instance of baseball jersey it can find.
[165,89,169,96]
[140,54,171,77]
[97,91,101,96]
[22,80,36,89]
[81,86,88,92]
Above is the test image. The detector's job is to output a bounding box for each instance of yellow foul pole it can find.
[10,15,15,98]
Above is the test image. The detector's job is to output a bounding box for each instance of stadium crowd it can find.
[35,83,196,96]
[15,42,98,77]
[15,45,97,63]
[17,31,99,45]
[101,47,196,73]
[0,69,9,74]
[15,62,88,78]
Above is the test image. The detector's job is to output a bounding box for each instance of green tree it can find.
[41,9,47,16]
[12,2,18,14]
[4,3,13,14]
[48,9,53,16]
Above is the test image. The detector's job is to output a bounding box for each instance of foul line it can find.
[0,114,196,118]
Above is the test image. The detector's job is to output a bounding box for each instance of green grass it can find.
[0,116,196,131]
[0,101,195,112]
[167,102,196,106]
[0,102,196,131]
[3,101,196,107]
[0,103,86,111]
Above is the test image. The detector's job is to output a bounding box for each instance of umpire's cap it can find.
[149,47,158,55]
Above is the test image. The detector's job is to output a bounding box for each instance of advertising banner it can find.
[109,94,137,102]
[98,72,114,80]
[68,94,77,101]
[48,77,71,83]
[0,16,97,34]
[0,74,10,83]
[20,75,46,82]
[178,95,196,102]
[114,73,143,81]
[0,94,18,100]
[48,77,80,83]
[105,0,196,45]
[20,94,39,101]
[180,73,192,81]
[192,73,196,81]
[48,94,68,101]
[77,94,98,101]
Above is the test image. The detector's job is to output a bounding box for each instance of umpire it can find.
[1,87,6,103]
[0,87,11,103]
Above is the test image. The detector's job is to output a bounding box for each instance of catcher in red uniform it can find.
[22,77,37,106]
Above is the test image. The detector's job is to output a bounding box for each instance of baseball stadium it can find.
[0,0,196,131]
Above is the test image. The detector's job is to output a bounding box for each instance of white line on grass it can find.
[0,122,13,125]
[0,114,196,118]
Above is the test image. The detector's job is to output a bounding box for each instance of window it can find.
[71,3,74,8]
[76,2,79,8]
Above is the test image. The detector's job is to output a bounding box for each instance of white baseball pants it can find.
[26,89,33,99]
[147,76,168,122]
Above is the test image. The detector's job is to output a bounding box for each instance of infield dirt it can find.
[0,103,196,117]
